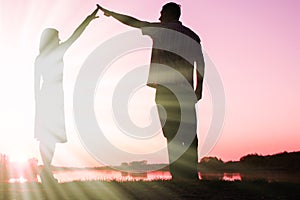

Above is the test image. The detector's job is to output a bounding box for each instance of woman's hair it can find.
[39,28,59,54]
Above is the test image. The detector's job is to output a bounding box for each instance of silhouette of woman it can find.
[34,7,99,183]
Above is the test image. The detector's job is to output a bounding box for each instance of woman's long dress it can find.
[34,49,67,144]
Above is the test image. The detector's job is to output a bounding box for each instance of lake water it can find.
[52,170,173,183]
[10,170,241,183]
[8,170,300,183]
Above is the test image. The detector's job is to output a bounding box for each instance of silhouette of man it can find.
[98,2,205,180]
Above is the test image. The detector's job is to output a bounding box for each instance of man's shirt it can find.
[141,21,204,92]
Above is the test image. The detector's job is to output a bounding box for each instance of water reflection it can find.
[50,170,242,183]
[223,173,242,181]
[200,172,225,181]
[52,170,172,183]
[4,170,300,183]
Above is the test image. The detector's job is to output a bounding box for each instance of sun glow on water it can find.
[9,176,27,183]
[10,155,29,163]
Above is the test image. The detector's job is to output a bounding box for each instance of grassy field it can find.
[1,180,300,200]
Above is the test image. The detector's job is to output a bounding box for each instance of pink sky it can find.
[0,0,299,166]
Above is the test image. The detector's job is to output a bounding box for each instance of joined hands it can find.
[97,4,111,16]
[87,5,101,20]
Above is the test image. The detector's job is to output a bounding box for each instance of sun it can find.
[10,154,29,163]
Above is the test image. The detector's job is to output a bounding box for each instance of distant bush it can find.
[239,151,300,171]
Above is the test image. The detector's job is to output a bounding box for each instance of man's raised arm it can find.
[97,4,150,28]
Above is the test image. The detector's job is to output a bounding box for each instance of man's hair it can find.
[162,2,181,20]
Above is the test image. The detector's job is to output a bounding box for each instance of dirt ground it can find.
[1,180,300,200]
